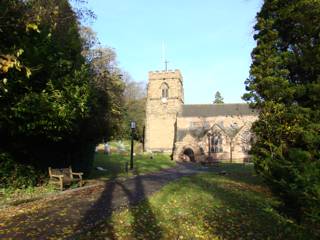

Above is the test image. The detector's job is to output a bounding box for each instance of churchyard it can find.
[90,140,176,181]
[80,164,319,240]
[1,160,318,239]
[0,141,175,208]
[1,142,319,239]
[2,1,320,239]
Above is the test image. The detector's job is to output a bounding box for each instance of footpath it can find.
[0,163,211,239]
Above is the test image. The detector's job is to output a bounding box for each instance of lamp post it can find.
[130,121,136,170]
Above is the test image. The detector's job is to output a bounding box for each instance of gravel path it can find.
[0,163,212,239]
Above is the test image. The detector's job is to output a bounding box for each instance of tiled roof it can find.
[179,104,257,117]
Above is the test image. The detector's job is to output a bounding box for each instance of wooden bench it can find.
[48,166,83,191]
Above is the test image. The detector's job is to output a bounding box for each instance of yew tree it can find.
[243,0,320,224]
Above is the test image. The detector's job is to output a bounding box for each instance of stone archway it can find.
[183,148,195,162]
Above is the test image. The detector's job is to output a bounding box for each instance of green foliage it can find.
[80,27,126,141]
[0,0,92,170]
[213,91,224,104]
[80,29,145,142]
[0,182,56,207]
[120,77,146,141]
[244,0,320,225]
[122,98,146,141]
[0,152,38,188]
[0,1,125,188]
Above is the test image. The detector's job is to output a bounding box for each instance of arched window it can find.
[161,83,169,99]
[211,134,223,153]
[240,130,252,153]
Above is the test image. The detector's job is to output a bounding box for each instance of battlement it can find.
[149,69,182,80]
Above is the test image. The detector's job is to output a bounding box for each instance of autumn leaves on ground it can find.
[1,162,318,240]
[80,164,318,240]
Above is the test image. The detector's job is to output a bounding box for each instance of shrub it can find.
[0,152,38,188]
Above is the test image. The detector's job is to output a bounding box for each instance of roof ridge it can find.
[179,103,257,117]
[183,103,249,106]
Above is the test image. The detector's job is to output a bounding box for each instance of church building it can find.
[144,69,258,163]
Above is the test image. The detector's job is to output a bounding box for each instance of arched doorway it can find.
[183,148,195,162]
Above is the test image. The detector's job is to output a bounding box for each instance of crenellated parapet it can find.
[148,69,183,81]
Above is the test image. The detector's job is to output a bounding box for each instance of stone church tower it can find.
[144,70,184,152]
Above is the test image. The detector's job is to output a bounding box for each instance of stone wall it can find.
[144,70,184,152]
[173,115,258,162]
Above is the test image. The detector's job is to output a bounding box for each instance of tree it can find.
[122,74,146,141]
[80,26,125,141]
[213,91,224,104]
[0,0,110,187]
[243,0,320,225]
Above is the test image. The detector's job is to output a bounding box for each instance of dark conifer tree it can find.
[244,0,320,225]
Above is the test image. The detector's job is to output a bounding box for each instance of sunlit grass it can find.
[88,152,176,180]
[83,164,319,240]
[0,150,175,208]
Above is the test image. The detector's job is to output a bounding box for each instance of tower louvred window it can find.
[161,83,169,98]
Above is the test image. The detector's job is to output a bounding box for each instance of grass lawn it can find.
[81,164,319,240]
[0,152,175,208]
[89,152,176,180]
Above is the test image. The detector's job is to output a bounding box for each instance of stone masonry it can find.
[144,70,183,152]
[144,69,258,163]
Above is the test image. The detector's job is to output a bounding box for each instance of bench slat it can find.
[48,166,83,191]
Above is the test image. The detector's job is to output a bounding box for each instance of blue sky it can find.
[84,0,262,104]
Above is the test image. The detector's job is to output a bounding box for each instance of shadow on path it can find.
[72,178,118,239]
[72,163,204,239]
[72,167,168,239]
[116,171,162,240]
[0,163,206,239]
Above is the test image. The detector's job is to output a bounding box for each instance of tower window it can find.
[161,83,169,99]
